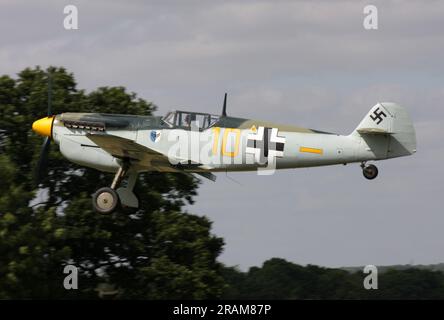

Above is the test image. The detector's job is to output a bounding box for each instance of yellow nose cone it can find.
[32,116,54,137]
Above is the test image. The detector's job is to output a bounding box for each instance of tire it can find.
[92,187,119,214]
[363,164,378,180]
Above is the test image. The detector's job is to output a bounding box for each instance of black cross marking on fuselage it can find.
[247,127,285,164]
[370,107,387,125]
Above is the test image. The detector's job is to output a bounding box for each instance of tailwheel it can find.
[362,164,378,180]
[93,187,120,214]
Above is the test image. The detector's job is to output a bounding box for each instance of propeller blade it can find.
[35,137,51,184]
[34,71,54,185]
[47,72,52,116]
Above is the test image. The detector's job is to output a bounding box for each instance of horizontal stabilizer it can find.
[357,127,392,135]
[194,171,217,182]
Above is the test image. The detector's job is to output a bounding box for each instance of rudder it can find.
[352,102,416,159]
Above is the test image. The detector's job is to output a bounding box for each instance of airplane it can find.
[32,90,416,214]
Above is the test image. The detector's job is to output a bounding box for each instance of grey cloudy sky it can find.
[1,0,443,270]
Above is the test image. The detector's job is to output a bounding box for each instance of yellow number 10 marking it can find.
[212,127,241,157]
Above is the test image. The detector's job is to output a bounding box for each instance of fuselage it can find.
[31,102,416,213]
[45,111,389,174]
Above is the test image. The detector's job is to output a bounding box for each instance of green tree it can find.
[373,269,444,299]
[0,66,225,299]
[222,258,444,300]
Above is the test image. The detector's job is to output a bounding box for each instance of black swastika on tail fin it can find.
[370,107,387,125]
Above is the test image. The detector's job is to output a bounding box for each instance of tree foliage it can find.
[0,66,225,299]
[222,258,444,300]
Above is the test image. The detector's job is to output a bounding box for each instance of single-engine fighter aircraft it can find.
[32,92,416,214]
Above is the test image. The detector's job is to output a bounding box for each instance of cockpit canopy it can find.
[162,110,220,130]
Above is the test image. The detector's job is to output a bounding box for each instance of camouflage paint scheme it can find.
[32,102,416,210]
[50,103,416,177]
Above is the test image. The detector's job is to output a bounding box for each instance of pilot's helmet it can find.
[184,114,191,125]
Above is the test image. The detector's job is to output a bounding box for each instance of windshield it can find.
[163,111,220,129]
[162,112,175,127]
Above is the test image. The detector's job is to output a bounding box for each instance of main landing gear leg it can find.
[116,172,139,211]
[92,163,129,214]
[361,161,379,180]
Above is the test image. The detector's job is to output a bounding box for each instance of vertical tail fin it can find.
[352,103,416,158]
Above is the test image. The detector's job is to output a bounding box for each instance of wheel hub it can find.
[97,191,115,210]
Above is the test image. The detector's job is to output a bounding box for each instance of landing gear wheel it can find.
[363,164,378,180]
[93,187,119,214]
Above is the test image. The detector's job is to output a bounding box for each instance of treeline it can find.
[221,258,444,299]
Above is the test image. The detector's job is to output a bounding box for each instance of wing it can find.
[86,133,216,181]
[86,133,176,171]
